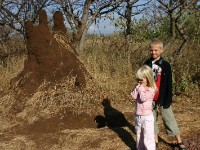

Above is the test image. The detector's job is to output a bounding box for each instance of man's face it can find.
[150,45,163,60]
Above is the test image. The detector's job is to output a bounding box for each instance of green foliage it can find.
[149,17,170,39]
[114,15,170,41]
[184,12,200,40]
[173,59,200,95]
[131,17,151,41]
[172,70,189,95]
[179,72,189,93]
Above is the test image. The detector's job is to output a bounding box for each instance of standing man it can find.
[144,38,187,150]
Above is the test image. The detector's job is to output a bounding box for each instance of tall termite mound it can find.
[11,10,88,95]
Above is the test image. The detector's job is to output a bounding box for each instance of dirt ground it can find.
[0,98,199,150]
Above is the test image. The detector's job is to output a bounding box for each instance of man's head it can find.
[150,38,164,60]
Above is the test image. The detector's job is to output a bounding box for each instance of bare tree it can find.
[54,0,122,53]
[0,0,123,54]
[157,0,199,52]
[0,0,54,35]
[115,0,151,59]
[117,0,150,37]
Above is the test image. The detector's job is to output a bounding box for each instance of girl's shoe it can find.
[156,142,159,149]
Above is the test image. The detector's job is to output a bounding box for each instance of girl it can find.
[131,65,157,150]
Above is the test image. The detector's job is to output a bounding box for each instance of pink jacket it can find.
[131,85,155,116]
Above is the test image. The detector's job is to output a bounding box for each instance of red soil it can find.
[11,10,88,95]
[7,112,97,135]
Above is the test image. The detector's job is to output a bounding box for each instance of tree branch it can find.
[157,0,169,9]
[86,1,121,28]
[131,7,146,16]
[174,0,198,20]
[81,0,91,26]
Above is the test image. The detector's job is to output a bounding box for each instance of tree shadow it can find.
[94,99,136,149]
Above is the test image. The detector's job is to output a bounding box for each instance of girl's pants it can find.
[135,114,155,150]
[153,102,180,136]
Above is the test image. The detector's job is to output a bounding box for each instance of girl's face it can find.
[137,77,147,86]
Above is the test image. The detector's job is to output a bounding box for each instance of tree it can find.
[116,0,150,38]
[0,0,123,53]
[53,0,122,53]
[114,0,151,61]
[157,0,199,52]
[0,0,54,35]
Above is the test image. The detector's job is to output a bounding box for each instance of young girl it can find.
[131,65,157,150]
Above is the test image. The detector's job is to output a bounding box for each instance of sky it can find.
[0,0,149,35]
[87,18,117,35]
[87,0,147,35]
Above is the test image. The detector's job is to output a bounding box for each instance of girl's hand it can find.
[135,83,140,87]
[134,83,140,90]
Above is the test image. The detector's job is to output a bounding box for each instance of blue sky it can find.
[87,18,117,35]
[87,0,147,35]
[43,0,148,35]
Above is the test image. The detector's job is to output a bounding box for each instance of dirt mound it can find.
[7,112,97,135]
[11,10,88,95]
[0,10,102,135]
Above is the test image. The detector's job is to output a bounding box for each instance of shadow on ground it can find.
[95,99,136,149]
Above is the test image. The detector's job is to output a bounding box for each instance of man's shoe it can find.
[176,142,187,150]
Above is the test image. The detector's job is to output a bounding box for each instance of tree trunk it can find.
[75,29,87,54]
[125,34,132,64]
[125,0,132,62]
[170,14,176,39]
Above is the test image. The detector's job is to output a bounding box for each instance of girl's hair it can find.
[136,65,157,91]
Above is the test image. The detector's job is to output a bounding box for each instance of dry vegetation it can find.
[0,35,199,149]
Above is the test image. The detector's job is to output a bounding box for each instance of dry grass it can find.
[0,56,26,90]
[0,35,199,149]
[0,76,104,125]
[0,37,26,90]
